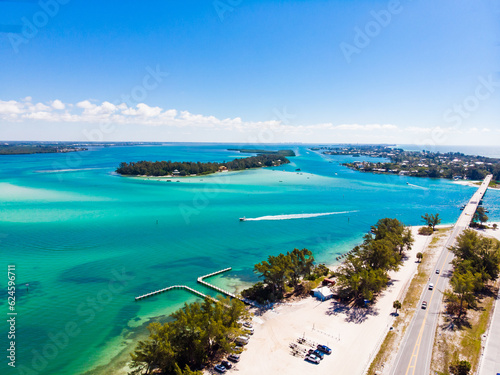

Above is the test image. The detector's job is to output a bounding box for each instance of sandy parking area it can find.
[225,227,433,375]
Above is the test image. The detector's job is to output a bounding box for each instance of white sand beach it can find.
[452,180,500,191]
[230,227,437,375]
[475,222,500,241]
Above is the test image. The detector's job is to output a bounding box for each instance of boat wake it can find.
[406,183,429,190]
[243,210,357,221]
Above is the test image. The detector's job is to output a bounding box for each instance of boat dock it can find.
[135,267,260,307]
[197,268,260,308]
[197,268,235,297]
[135,284,217,303]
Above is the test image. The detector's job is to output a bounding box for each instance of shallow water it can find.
[0,144,498,375]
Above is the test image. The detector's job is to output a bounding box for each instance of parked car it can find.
[236,336,249,345]
[243,327,254,335]
[308,348,324,359]
[243,321,253,329]
[317,344,332,354]
[428,283,434,290]
[221,361,232,369]
[233,345,243,353]
[422,301,428,309]
[227,354,240,362]
[214,364,226,373]
[305,354,321,364]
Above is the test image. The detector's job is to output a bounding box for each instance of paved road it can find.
[390,175,492,375]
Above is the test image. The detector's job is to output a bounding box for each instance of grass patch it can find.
[431,282,499,374]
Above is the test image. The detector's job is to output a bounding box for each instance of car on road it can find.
[214,364,226,373]
[422,301,428,309]
[227,354,240,362]
[428,283,434,290]
[436,269,440,274]
[316,344,332,354]
[305,354,321,364]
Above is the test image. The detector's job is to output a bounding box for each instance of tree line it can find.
[241,248,330,304]
[334,218,414,304]
[116,154,290,176]
[129,296,248,375]
[446,229,500,320]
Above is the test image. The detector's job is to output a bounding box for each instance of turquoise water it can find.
[1,144,499,375]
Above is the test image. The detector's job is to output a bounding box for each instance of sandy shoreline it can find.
[109,224,495,375]
[207,226,435,375]
[452,180,499,190]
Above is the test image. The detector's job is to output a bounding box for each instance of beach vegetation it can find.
[416,252,423,262]
[392,300,401,315]
[445,230,500,320]
[472,207,488,227]
[419,226,434,235]
[116,154,290,176]
[129,296,247,375]
[421,213,441,231]
[449,359,471,375]
[334,218,414,305]
[241,248,325,303]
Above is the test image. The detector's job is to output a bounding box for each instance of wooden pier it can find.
[135,284,217,303]
[197,267,260,308]
[134,267,260,308]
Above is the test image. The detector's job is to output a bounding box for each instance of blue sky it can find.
[0,0,499,145]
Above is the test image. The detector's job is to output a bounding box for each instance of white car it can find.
[305,354,321,364]
[428,283,434,290]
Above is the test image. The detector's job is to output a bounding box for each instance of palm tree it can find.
[416,252,423,263]
[393,300,402,315]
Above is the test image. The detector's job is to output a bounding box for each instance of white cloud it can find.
[51,100,65,110]
[0,100,24,115]
[0,98,441,143]
[335,123,398,131]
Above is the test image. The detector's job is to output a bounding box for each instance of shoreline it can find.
[107,225,436,375]
[221,226,441,375]
[452,180,500,190]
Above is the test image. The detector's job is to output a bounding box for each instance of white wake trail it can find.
[243,210,357,221]
[406,183,429,190]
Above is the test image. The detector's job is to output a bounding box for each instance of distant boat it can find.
[295,168,301,171]
[239,217,246,222]
[460,205,466,210]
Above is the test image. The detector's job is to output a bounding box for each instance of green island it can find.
[0,142,87,155]
[116,154,291,177]
[316,145,500,182]
[228,148,296,156]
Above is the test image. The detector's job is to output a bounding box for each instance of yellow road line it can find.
[405,251,451,375]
